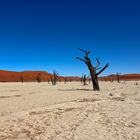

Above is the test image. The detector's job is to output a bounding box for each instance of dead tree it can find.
[111,77,114,82]
[36,73,41,83]
[83,74,87,85]
[76,48,109,91]
[48,79,50,84]
[20,76,24,83]
[58,78,61,82]
[116,72,120,83]
[51,71,59,85]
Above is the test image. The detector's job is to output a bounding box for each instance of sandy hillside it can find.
[0,70,80,82]
[0,81,140,140]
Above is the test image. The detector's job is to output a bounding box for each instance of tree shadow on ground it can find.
[58,88,93,91]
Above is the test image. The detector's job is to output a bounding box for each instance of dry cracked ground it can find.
[0,81,140,140]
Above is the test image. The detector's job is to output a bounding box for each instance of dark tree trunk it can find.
[89,67,100,90]
[117,72,120,83]
[20,76,24,83]
[83,75,87,85]
[36,73,41,83]
[51,71,59,85]
[111,78,114,82]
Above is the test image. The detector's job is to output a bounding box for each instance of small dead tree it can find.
[116,72,120,83]
[83,74,87,85]
[20,76,24,83]
[58,78,61,82]
[48,79,50,84]
[36,73,41,83]
[51,71,59,85]
[111,77,114,82]
[76,48,109,91]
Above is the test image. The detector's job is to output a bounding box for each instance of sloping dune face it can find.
[101,74,140,81]
[0,81,140,140]
[0,70,139,82]
[0,70,52,82]
[0,70,80,82]
[123,74,140,80]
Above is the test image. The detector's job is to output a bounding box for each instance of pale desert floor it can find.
[0,81,140,140]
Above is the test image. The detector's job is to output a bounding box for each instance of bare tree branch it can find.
[95,58,100,69]
[96,63,109,75]
[79,48,88,53]
[76,57,87,64]
[53,70,59,77]
[79,48,91,55]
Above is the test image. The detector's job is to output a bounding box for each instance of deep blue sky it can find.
[0,0,140,76]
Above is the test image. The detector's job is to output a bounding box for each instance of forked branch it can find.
[76,57,87,64]
[79,48,91,57]
[95,58,100,69]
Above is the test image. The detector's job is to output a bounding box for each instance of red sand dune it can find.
[0,70,80,82]
[100,74,140,81]
[0,70,139,82]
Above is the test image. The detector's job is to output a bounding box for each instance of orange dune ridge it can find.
[100,74,140,81]
[0,70,139,82]
[0,70,80,82]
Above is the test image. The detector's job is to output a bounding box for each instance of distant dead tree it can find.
[58,78,61,82]
[36,73,41,83]
[76,48,109,91]
[116,72,121,83]
[48,79,50,84]
[51,70,59,85]
[111,77,114,82]
[20,76,24,83]
[83,74,87,85]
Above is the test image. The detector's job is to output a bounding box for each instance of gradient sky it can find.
[0,0,140,76]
